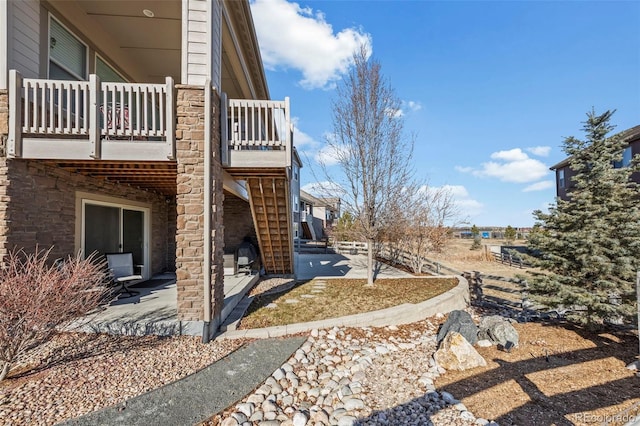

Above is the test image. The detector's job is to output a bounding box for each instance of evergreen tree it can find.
[470,225,482,250]
[527,110,640,326]
[504,225,516,244]
[333,211,356,241]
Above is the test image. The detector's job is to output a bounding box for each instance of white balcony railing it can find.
[221,94,293,169]
[8,70,175,161]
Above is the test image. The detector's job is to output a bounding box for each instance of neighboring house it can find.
[550,125,640,200]
[299,190,341,240]
[0,0,300,339]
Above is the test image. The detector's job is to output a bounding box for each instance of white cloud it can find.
[433,185,483,222]
[527,146,551,157]
[405,101,422,112]
[457,148,549,183]
[315,143,350,166]
[292,119,319,151]
[454,166,474,174]
[385,107,404,118]
[441,185,483,209]
[490,148,529,162]
[301,181,346,198]
[388,101,422,118]
[251,0,372,90]
[523,180,554,192]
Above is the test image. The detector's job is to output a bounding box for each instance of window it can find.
[613,146,632,169]
[558,169,565,189]
[49,16,87,80]
[79,194,150,280]
[96,56,127,83]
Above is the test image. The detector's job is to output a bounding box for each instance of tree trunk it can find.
[0,361,10,382]
[366,238,374,286]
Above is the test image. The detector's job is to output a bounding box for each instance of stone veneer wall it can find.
[175,85,224,324]
[0,159,168,272]
[223,191,257,253]
[0,90,170,272]
[166,198,177,272]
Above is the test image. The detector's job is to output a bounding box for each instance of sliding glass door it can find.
[83,202,148,278]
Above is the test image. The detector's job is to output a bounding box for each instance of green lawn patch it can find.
[239,277,458,329]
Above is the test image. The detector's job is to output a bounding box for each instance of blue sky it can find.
[250,0,640,227]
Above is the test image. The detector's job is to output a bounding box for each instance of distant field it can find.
[430,238,535,279]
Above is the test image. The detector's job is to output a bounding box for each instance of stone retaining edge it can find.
[218,275,469,340]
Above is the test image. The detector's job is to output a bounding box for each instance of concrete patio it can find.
[294,252,412,280]
[73,252,411,337]
[74,271,259,337]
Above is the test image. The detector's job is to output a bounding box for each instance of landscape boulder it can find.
[434,331,487,371]
[437,310,479,345]
[478,315,519,348]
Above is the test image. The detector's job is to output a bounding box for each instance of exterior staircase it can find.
[246,176,293,275]
[221,96,295,276]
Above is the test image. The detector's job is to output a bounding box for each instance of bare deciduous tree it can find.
[0,248,109,381]
[319,46,415,285]
[389,185,460,274]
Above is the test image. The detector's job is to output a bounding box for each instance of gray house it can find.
[550,125,640,200]
[0,0,300,339]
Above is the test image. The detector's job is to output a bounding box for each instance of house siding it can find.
[0,159,169,273]
[554,133,640,201]
[8,0,40,80]
[174,84,224,323]
[183,0,222,88]
[0,90,7,146]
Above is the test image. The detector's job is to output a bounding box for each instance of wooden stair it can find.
[301,221,314,240]
[246,177,293,275]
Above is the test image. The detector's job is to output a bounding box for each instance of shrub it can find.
[470,235,482,250]
[0,248,109,381]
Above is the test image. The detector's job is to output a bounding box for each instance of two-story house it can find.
[0,0,300,340]
[550,125,640,200]
[298,189,340,240]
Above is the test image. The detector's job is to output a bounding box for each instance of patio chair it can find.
[106,252,141,298]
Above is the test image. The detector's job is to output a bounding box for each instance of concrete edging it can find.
[219,275,469,339]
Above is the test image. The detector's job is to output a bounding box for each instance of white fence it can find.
[333,241,369,254]
[225,97,290,149]
[8,70,175,160]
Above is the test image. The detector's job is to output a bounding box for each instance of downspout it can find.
[202,80,213,343]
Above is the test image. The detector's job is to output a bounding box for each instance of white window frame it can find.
[76,192,151,279]
[48,14,89,80]
[558,169,565,189]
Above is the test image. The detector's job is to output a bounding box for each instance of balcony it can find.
[7,70,175,162]
[221,95,293,177]
[7,70,293,179]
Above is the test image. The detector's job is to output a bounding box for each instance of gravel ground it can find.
[1,278,486,426]
[206,314,497,426]
[249,277,297,297]
[0,333,247,426]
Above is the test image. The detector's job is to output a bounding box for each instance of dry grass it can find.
[432,238,536,279]
[430,239,640,424]
[239,277,458,329]
[435,321,640,426]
